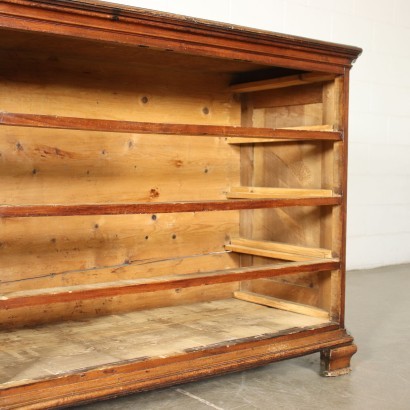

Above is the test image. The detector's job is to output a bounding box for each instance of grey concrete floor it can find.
[75,264,410,410]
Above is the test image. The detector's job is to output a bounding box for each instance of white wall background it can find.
[110,0,410,270]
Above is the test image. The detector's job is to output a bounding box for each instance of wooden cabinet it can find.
[0,1,361,408]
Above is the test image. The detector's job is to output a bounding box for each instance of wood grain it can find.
[0,198,342,217]
[0,211,239,286]
[226,238,333,261]
[233,291,329,318]
[0,0,362,73]
[0,0,360,405]
[0,299,328,385]
[0,259,340,311]
[0,326,353,409]
[230,72,337,93]
[0,112,342,140]
[227,186,335,199]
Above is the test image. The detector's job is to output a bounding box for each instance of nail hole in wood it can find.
[94,224,99,229]
[141,96,149,104]
[32,169,37,175]
[202,107,210,115]
[172,234,177,239]
[152,215,157,221]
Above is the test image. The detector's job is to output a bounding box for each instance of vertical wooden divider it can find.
[338,71,350,327]
[239,94,255,291]
[318,76,344,320]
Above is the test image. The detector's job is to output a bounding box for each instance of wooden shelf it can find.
[0,112,342,141]
[230,72,337,93]
[226,238,334,262]
[227,187,336,199]
[226,124,335,144]
[0,196,342,218]
[0,258,339,311]
[234,291,329,319]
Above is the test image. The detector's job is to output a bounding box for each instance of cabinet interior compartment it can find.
[0,25,347,395]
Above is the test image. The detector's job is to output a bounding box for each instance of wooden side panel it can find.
[246,277,319,305]
[239,82,337,310]
[245,270,333,309]
[252,83,323,109]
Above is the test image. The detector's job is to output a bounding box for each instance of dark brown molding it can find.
[0,0,362,72]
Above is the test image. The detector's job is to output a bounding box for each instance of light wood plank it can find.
[0,112,342,141]
[251,82,323,109]
[226,243,314,261]
[0,196,342,218]
[228,238,333,259]
[227,137,298,144]
[245,278,319,307]
[0,212,239,287]
[0,126,239,206]
[282,124,334,131]
[0,259,340,311]
[227,186,335,199]
[233,291,329,319]
[0,54,241,125]
[0,284,237,330]
[226,124,334,144]
[239,94,255,268]
[230,72,337,93]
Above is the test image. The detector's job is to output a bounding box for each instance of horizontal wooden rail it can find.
[0,197,342,218]
[227,187,336,199]
[0,112,342,141]
[233,291,329,319]
[230,72,337,93]
[226,238,333,262]
[226,124,335,144]
[0,259,340,310]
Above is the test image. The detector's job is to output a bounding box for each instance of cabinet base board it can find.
[1,323,355,409]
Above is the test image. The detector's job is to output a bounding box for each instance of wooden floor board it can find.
[0,299,328,386]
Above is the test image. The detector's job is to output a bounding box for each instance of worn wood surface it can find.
[0,259,340,328]
[0,298,329,385]
[239,79,335,319]
[0,0,362,73]
[0,113,342,140]
[321,344,358,376]
[0,211,238,289]
[0,198,342,217]
[230,72,337,93]
[233,291,329,318]
[0,0,360,406]
[244,277,320,306]
[0,325,354,409]
[227,186,335,199]
[226,238,333,261]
